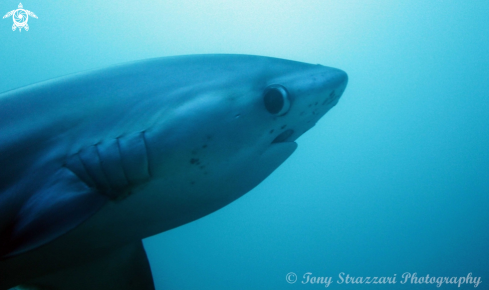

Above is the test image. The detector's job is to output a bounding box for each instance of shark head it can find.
[227,56,348,148]
[147,55,347,171]
[132,55,349,231]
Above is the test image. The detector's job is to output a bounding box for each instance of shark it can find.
[0,54,347,290]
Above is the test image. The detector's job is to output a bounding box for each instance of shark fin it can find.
[16,240,155,290]
[0,167,108,258]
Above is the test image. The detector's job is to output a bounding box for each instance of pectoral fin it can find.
[17,240,155,290]
[0,167,107,258]
[1,133,153,258]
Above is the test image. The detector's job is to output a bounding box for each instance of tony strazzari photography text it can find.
[288,272,482,288]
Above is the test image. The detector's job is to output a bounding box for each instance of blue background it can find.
[1,1,488,289]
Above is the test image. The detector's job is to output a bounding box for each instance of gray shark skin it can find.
[0,54,347,290]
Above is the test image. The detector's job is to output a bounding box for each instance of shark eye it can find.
[263,85,291,116]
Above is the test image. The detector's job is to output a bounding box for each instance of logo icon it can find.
[3,3,37,32]
[286,272,297,284]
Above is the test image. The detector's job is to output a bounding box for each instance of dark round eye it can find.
[263,85,291,116]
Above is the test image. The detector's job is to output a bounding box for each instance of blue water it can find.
[1,1,488,289]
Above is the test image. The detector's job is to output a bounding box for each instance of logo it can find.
[3,3,37,32]
[286,272,298,284]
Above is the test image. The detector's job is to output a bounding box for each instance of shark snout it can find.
[280,68,347,143]
[319,67,348,95]
[317,68,348,108]
[330,68,348,88]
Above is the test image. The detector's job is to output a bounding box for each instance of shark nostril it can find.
[272,129,294,143]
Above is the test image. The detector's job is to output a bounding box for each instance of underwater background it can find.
[0,1,488,289]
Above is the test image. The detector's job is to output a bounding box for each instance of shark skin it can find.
[0,54,347,289]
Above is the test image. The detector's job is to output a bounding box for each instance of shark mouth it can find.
[272,129,294,144]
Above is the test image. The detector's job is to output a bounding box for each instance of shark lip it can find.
[272,129,294,143]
